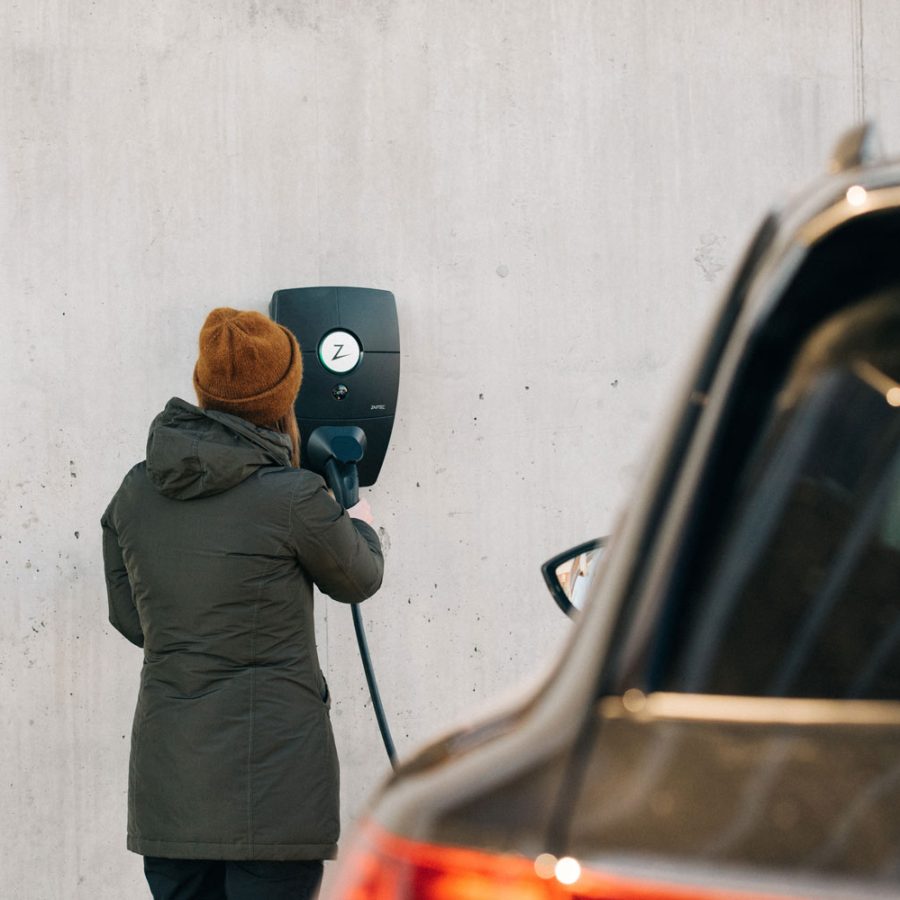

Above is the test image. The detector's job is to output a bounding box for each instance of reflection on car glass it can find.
[667,294,900,700]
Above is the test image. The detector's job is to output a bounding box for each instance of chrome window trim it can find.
[601,691,900,726]
[799,185,900,246]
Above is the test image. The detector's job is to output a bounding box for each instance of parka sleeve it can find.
[101,505,144,647]
[289,478,384,603]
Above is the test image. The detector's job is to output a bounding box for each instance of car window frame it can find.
[604,207,900,700]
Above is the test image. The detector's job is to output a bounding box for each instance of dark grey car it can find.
[326,124,900,900]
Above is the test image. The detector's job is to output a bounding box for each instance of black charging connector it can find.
[307,426,366,508]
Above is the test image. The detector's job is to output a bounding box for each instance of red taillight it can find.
[325,820,794,900]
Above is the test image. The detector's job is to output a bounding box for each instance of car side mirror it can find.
[541,538,607,617]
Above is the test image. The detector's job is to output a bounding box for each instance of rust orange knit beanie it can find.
[193,307,302,426]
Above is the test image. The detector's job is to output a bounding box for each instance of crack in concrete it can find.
[852,0,866,123]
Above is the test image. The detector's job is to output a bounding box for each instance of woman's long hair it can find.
[269,406,301,467]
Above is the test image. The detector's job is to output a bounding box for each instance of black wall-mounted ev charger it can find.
[271,286,400,767]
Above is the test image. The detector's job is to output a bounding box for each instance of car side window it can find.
[663,294,900,700]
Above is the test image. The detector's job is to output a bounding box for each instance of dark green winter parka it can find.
[101,398,384,861]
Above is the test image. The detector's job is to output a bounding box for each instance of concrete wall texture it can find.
[2,1,899,896]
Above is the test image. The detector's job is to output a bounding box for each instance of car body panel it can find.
[326,124,900,900]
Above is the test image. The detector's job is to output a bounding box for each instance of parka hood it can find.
[145,397,292,500]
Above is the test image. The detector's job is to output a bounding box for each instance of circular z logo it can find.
[318,330,362,374]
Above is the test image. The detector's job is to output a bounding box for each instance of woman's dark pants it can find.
[143,857,324,900]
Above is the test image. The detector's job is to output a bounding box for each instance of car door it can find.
[550,287,900,899]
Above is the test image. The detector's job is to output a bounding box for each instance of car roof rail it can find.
[830,121,882,172]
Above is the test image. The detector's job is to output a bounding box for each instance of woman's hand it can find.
[348,497,374,526]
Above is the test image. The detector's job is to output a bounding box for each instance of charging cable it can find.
[323,462,398,770]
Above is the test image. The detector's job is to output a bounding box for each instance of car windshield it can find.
[662,293,900,700]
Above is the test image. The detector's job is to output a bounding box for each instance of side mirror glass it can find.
[541,538,607,617]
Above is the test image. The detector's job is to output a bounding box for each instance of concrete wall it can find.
[2,1,897,896]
